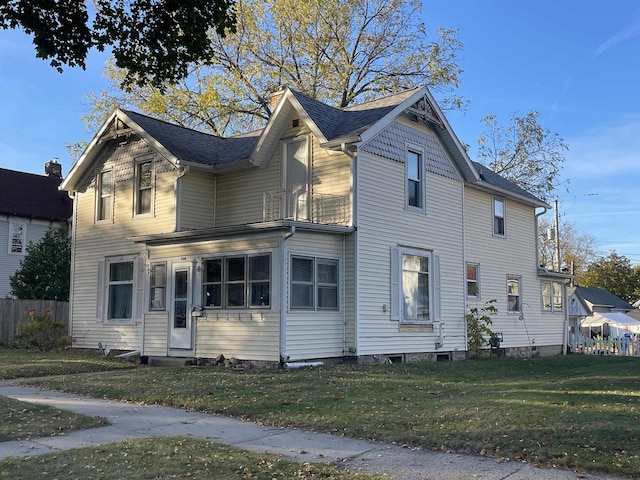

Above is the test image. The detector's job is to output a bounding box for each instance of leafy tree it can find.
[477,112,568,203]
[538,216,598,274]
[10,226,71,301]
[577,251,640,303]
[0,0,236,88]
[466,299,498,354]
[82,0,464,136]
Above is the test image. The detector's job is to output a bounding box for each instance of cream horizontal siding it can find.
[142,312,169,356]
[194,312,280,362]
[285,232,346,360]
[70,139,178,351]
[464,187,564,349]
[343,233,357,355]
[179,171,215,230]
[149,236,279,260]
[356,143,466,356]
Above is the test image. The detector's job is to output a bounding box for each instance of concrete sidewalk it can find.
[0,382,620,480]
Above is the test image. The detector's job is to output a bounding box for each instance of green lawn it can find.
[0,348,136,380]
[0,436,383,480]
[21,354,640,477]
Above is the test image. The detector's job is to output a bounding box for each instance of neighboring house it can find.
[60,86,569,364]
[567,286,640,347]
[0,162,72,297]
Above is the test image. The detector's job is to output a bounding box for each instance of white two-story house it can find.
[60,86,568,363]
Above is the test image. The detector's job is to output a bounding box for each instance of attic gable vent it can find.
[292,119,299,128]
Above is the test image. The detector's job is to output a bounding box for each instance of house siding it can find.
[179,171,215,230]
[70,138,178,350]
[463,187,564,352]
[285,231,346,361]
[356,120,466,357]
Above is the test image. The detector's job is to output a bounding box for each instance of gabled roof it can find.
[472,162,547,207]
[568,286,635,312]
[0,168,72,222]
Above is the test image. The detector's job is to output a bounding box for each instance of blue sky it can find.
[1,0,639,264]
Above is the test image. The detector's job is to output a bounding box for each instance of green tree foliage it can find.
[466,299,498,353]
[477,112,568,203]
[82,0,464,135]
[538,216,598,274]
[10,226,71,301]
[0,0,236,88]
[577,251,640,303]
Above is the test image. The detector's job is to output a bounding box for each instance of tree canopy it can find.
[577,251,640,303]
[82,0,463,136]
[0,0,236,88]
[10,226,71,301]
[477,112,568,204]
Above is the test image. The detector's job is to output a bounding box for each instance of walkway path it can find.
[0,382,621,480]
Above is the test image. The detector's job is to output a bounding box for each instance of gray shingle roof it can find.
[569,286,635,311]
[0,168,72,221]
[472,161,546,206]
[122,110,260,167]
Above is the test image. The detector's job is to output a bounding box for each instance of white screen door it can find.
[284,138,309,220]
[169,264,192,350]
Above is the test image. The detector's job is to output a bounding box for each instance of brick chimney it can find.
[270,87,286,113]
[45,158,63,179]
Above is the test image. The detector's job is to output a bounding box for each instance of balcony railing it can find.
[263,189,350,226]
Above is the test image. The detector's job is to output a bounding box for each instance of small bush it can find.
[466,299,498,353]
[13,309,72,352]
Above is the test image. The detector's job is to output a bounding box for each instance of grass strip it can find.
[0,436,383,480]
[0,396,107,442]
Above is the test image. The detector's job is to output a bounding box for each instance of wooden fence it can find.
[575,334,640,357]
[0,299,69,345]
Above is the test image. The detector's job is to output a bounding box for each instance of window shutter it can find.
[135,257,146,321]
[390,247,401,321]
[433,254,441,322]
[96,260,104,322]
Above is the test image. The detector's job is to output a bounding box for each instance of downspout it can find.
[174,165,189,231]
[341,143,358,356]
[280,225,295,363]
[67,191,77,340]
[461,181,467,350]
[535,206,548,270]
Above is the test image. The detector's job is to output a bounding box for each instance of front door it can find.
[169,264,192,351]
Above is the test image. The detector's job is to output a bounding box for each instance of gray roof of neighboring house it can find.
[568,286,635,311]
[472,162,546,206]
[122,110,261,167]
[0,168,72,222]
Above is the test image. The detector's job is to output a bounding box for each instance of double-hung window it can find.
[541,280,563,312]
[290,256,339,310]
[9,222,26,254]
[97,170,113,221]
[402,252,431,322]
[406,148,424,210]
[202,254,271,309]
[136,160,153,215]
[466,263,479,297]
[493,198,505,236]
[507,275,521,313]
[108,261,134,320]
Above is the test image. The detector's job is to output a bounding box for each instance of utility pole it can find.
[554,197,561,272]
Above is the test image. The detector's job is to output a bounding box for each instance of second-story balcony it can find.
[263,188,350,226]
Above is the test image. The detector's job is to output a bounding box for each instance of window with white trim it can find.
[107,261,134,320]
[97,170,113,221]
[9,222,26,254]
[493,198,505,236]
[466,263,479,297]
[402,252,431,321]
[202,254,271,309]
[541,280,563,312]
[135,159,154,215]
[149,263,166,310]
[507,275,521,313]
[406,148,424,210]
[290,256,339,310]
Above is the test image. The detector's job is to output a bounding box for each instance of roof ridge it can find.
[122,109,223,139]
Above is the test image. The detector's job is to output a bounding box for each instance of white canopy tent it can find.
[581,312,640,337]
